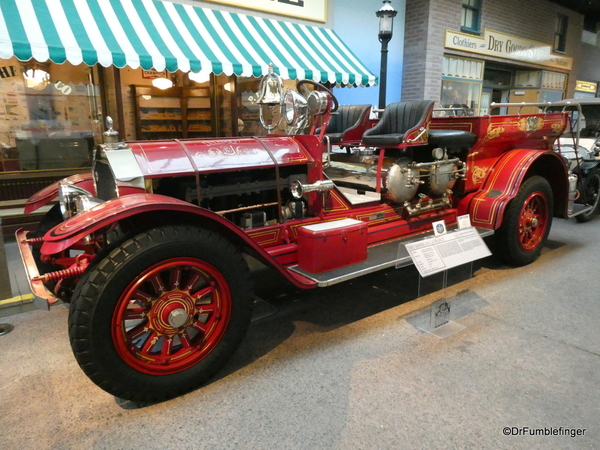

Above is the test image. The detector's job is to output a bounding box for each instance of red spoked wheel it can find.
[69,226,253,402]
[516,191,549,252]
[112,258,231,375]
[496,176,553,266]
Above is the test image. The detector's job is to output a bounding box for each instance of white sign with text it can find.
[405,227,491,277]
[445,29,573,70]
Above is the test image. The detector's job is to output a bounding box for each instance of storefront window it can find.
[215,74,235,137]
[126,69,237,140]
[0,58,100,172]
[441,81,481,115]
[442,56,483,80]
[440,56,483,115]
[514,71,541,88]
[541,71,567,90]
[540,71,566,103]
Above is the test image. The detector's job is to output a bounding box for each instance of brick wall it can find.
[402,0,584,101]
[481,0,583,95]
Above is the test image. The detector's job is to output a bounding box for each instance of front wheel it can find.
[575,168,600,223]
[495,176,553,266]
[68,225,253,402]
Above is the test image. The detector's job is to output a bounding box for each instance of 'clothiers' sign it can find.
[445,29,573,71]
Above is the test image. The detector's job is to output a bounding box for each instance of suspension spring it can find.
[35,265,86,283]
[23,236,44,245]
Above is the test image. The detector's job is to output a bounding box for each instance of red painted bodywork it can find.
[42,193,317,289]
[24,172,145,214]
[20,108,571,307]
[430,112,566,193]
[466,149,568,228]
[127,136,314,177]
[24,173,94,214]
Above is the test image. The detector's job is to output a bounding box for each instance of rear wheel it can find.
[496,176,553,266]
[68,225,253,402]
[575,168,600,223]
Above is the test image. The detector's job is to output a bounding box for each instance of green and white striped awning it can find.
[0,0,377,86]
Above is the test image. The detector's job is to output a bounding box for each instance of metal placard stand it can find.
[403,219,491,338]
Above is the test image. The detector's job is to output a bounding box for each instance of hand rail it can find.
[489,101,553,111]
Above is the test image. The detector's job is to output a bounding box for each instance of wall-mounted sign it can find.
[575,80,598,93]
[445,29,573,71]
[142,69,167,79]
[0,66,17,79]
[203,0,326,23]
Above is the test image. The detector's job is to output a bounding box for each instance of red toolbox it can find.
[297,218,368,273]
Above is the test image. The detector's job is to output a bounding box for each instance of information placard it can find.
[405,228,491,277]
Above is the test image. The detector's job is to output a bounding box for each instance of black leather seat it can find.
[323,104,371,144]
[428,129,478,151]
[362,100,435,147]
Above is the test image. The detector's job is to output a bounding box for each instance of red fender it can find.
[24,173,95,213]
[41,193,317,289]
[462,149,568,230]
[24,172,145,214]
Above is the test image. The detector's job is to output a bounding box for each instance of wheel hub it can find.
[149,292,194,335]
[522,209,538,230]
[168,308,189,328]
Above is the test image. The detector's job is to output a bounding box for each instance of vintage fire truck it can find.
[17,70,581,402]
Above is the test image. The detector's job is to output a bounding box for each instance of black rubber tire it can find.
[575,168,600,223]
[68,225,253,402]
[495,176,553,267]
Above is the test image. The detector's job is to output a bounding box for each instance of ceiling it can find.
[547,0,600,28]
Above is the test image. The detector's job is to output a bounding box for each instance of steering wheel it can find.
[296,79,339,113]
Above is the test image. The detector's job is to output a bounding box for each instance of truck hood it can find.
[123,136,316,179]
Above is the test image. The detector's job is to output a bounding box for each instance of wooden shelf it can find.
[133,85,215,139]
[139,130,182,133]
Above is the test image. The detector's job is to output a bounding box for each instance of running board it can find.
[288,227,494,287]
[568,203,594,218]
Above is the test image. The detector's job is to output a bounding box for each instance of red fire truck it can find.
[17,70,580,401]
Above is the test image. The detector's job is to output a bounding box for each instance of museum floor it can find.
[0,217,598,449]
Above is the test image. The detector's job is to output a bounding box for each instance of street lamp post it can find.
[377,0,397,111]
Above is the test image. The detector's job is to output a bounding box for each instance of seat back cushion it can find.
[326,104,371,134]
[365,100,435,136]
